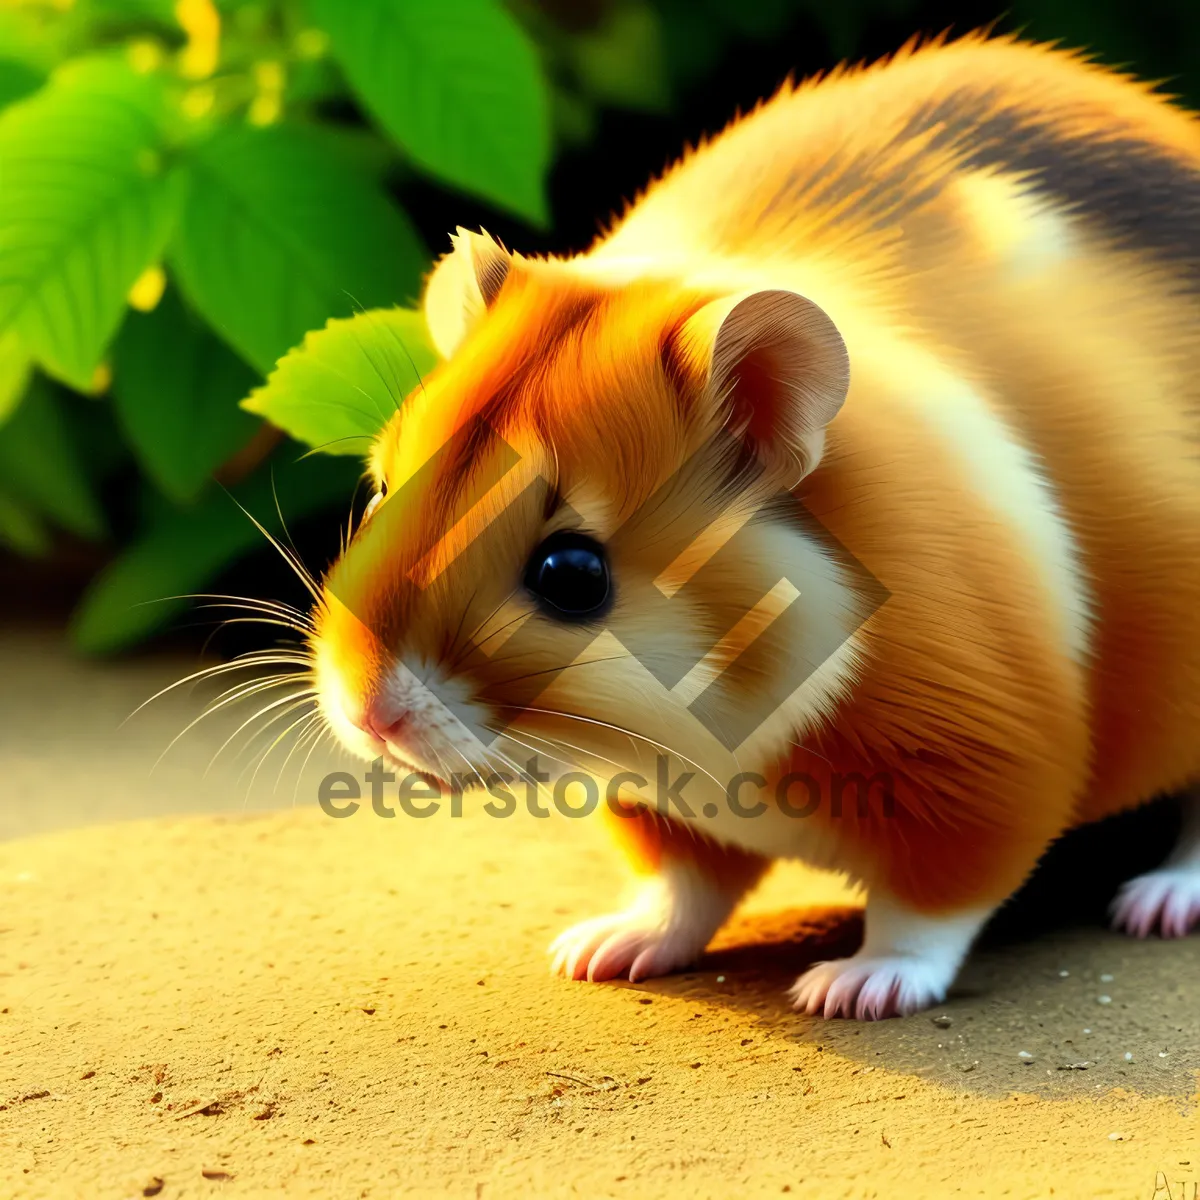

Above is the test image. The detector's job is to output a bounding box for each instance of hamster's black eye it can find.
[524,532,611,620]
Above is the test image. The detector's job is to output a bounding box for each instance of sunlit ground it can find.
[1,627,1197,1198]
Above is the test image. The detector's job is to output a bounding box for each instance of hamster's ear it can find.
[422,228,512,359]
[672,289,850,479]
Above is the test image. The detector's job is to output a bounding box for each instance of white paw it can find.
[548,912,707,983]
[1110,867,1200,939]
[788,953,955,1020]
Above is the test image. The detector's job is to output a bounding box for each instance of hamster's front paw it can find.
[1110,866,1200,938]
[788,953,953,1020]
[548,912,707,984]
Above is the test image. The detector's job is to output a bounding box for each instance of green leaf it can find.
[169,122,427,376]
[0,328,32,426]
[0,57,182,390]
[0,7,60,75]
[112,286,261,503]
[69,452,361,654]
[293,121,399,183]
[0,374,106,540]
[91,0,180,24]
[309,0,551,224]
[0,487,49,556]
[0,59,44,111]
[241,306,437,454]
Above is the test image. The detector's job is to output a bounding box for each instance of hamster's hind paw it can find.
[788,954,952,1020]
[1110,867,1200,939]
[548,912,706,984]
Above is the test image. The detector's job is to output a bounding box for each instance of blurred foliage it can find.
[0,0,1197,653]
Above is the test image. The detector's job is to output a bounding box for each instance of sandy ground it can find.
[0,629,345,841]
[1,629,1197,1198]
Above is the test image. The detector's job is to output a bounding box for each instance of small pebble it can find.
[1097,995,1112,1005]
[931,1014,953,1028]
[716,976,726,983]
[1108,1132,1132,1142]
[1100,973,1114,982]
[1158,1051,1169,1058]
[1124,1052,1133,1062]
[1018,1050,1034,1060]
[1083,1028,1092,1034]
[1058,970,1069,977]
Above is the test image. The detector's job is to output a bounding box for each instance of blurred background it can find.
[0,0,1196,844]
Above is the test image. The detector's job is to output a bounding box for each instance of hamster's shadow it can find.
[621,796,1196,1098]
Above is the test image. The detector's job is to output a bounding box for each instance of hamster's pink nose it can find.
[349,700,412,746]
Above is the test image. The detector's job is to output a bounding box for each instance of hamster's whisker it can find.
[206,670,313,710]
[270,710,326,798]
[297,434,377,460]
[492,705,726,792]
[375,308,429,402]
[343,479,366,555]
[200,676,315,731]
[489,653,631,690]
[243,701,322,800]
[504,726,631,778]
[268,468,305,565]
[125,650,314,724]
[223,491,323,605]
[189,603,313,654]
[227,694,320,773]
[451,589,520,668]
[189,600,314,629]
[237,701,322,803]
[345,307,407,416]
[150,669,314,770]
[483,725,579,776]
[133,592,313,627]
[203,615,313,637]
[456,730,527,785]
[449,744,487,792]
[339,328,409,422]
[443,585,480,665]
[478,742,520,781]
[457,613,527,664]
[490,725,591,773]
[291,720,334,808]
[197,686,319,776]
[432,746,454,784]
[787,739,833,767]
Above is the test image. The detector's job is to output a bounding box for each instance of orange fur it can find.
[605,802,768,894]
[313,33,1200,934]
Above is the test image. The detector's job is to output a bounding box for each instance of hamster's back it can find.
[593,33,1200,290]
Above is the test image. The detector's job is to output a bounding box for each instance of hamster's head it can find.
[311,230,857,793]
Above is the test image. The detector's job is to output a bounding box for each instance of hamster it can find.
[310,33,1200,1019]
